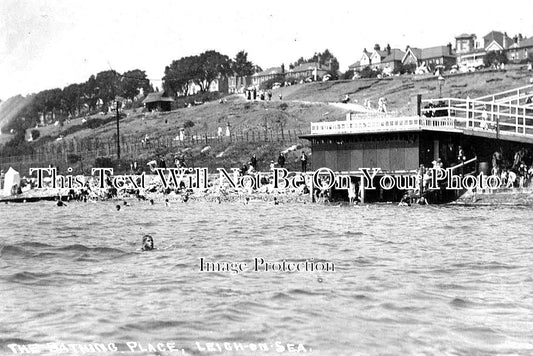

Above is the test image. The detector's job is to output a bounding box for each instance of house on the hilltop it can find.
[506,35,533,63]
[349,49,372,71]
[456,33,477,54]
[347,61,361,73]
[455,33,485,68]
[484,31,513,51]
[286,62,330,81]
[251,67,282,88]
[142,91,174,112]
[369,47,389,69]
[208,77,229,93]
[402,44,455,72]
[421,44,456,69]
[402,47,422,67]
[456,30,520,68]
[229,76,253,93]
[380,48,405,73]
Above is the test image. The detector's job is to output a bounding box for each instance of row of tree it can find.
[162,50,262,96]
[1,48,341,152]
[1,69,154,150]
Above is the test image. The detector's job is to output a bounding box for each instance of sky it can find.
[0,0,532,100]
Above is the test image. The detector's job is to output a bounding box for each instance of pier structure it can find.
[301,84,533,202]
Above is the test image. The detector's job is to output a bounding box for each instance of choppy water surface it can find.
[1,201,533,356]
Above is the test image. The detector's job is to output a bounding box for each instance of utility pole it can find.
[116,99,120,159]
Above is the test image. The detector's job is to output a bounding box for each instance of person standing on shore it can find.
[300,151,308,173]
[277,152,286,168]
[250,154,257,171]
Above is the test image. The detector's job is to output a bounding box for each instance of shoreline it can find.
[1,186,532,206]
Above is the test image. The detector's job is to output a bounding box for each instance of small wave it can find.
[287,288,322,296]
[271,292,295,301]
[16,241,53,248]
[6,271,52,283]
[56,244,126,255]
[451,261,521,270]
[0,337,39,346]
[450,297,474,308]
[0,245,30,258]
[352,294,370,300]
[344,231,363,236]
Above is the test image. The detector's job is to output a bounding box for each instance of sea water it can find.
[1,201,532,355]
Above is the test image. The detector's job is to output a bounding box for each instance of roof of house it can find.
[514,36,533,49]
[483,31,513,49]
[372,50,389,59]
[456,33,475,39]
[291,62,328,73]
[382,49,405,63]
[361,49,372,58]
[348,61,361,69]
[408,47,422,58]
[254,67,282,77]
[421,45,455,59]
[142,91,174,104]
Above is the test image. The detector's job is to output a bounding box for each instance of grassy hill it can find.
[3,65,533,174]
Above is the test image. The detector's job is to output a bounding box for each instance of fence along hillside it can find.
[0,127,308,173]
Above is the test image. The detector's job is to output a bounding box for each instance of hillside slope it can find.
[2,66,532,174]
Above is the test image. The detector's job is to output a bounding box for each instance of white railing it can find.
[474,84,533,104]
[421,97,533,138]
[309,91,533,140]
[311,116,422,134]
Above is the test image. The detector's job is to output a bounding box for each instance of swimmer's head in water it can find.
[116,204,121,211]
[150,199,154,205]
[142,235,154,251]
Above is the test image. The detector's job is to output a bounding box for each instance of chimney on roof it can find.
[374,44,381,51]
[447,42,452,55]
[503,32,508,48]
[519,33,524,42]
[386,44,391,55]
[514,35,518,44]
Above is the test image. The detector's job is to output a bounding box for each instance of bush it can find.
[67,153,81,164]
[94,156,114,168]
[393,63,417,75]
[359,66,382,78]
[183,120,195,129]
[31,129,40,140]
[343,70,355,80]
[484,51,508,67]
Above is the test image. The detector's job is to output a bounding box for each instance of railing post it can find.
[516,107,526,136]
[466,99,470,129]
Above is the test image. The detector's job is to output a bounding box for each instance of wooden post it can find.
[359,175,365,204]
[309,173,314,203]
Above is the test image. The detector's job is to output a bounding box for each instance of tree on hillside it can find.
[121,69,151,101]
[194,50,233,92]
[82,75,99,111]
[62,83,81,116]
[484,51,508,67]
[95,70,120,108]
[163,55,201,96]
[232,50,255,77]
